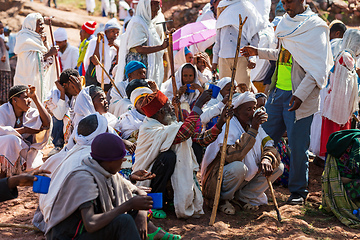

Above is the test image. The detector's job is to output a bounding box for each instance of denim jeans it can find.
[262,88,313,198]
[51,116,64,148]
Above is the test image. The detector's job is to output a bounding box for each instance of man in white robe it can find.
[0,85,51,176]
[14,13,58,102]
[118,87,153,140]
[54,28,79,71]
[44,69,81,155]
[84,18,120,91]
[211,0,266,90]
[133,89,230,218]
[202,92,283,214]
[200,77,235,127]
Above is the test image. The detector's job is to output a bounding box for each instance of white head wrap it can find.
[22,13,43,32]
[130,87,153,105]
[54,28,68,42]
[104,18,121,31]
[232,91,256,109]
[74,112,109,145]
[217,77,236,89]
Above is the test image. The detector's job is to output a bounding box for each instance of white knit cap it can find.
[104,18,121,31]
[217,77,236,89]
[232,91,256,109]
[54,28,68,42]
[130,87,153,105]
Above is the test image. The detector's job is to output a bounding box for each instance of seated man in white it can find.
[0,85,51,176]
[44,68,81,155]
[201,91,284,214]
[200,77,235,128]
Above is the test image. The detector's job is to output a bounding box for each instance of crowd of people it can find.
[1,0,360,238]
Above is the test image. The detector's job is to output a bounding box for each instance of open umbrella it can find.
[172,19,216,51]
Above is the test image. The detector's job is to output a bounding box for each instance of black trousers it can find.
[77,214,140,240]
[150,149,176,200]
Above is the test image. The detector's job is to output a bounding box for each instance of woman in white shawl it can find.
[0,85,51,176]
[319,29,360,156]
[161,63,203,112]
[115,0,168,88]
[14,13,58,102]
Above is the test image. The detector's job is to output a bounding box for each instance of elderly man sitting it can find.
[133,90,232,219]
[201,92,284,214]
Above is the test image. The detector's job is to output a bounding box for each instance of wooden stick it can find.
[93,55,123,98]
[101,37,105,90]
[267,178,282,222]
[209,15,247,226]
[168,31,184,121]
[48,17,60,79]
[0,223,40,231]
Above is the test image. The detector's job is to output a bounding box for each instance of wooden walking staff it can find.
[209,14,247,226]
[267,178,282,222]
[93,55,123,98]
[48,17,60,79]
[168,31,184,121]
[101,36,105,90]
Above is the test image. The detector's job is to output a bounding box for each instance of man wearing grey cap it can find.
[83,18,120,91]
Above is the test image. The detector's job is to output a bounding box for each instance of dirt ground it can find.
[1,1,360,239]
[1,156,360,240]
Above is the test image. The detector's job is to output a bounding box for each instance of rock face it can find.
[0,0,108,32]
[163,1,208,29]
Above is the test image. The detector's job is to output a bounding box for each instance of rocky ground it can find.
[1,157,360,239]
[1,0,360,239]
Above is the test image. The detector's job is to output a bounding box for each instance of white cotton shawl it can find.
[39,113,109,222]
[133,117,204,218]
[161,63,201,104]
[174,48,187,73]
[322,29,360,125]
[0,102,50,166]
[116,0,164,87]
[14,13,57,102]
[216,0,266,43]
[118,109,145,139]
[73,86,121,131]
[275,6,333,89]
[201,117,273,182]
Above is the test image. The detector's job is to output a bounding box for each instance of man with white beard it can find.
[133,90,233,219]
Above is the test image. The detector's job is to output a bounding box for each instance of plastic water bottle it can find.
[353,208,360,219]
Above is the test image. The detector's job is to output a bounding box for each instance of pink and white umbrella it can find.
[172,19,217,51]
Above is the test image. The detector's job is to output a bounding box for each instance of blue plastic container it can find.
[353,209,360,219]
[148,192,163,209]
[186,84,195,93]
[33,175,51,194]
[208,84,221,98]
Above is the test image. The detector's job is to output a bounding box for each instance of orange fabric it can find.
[141,91,168,117]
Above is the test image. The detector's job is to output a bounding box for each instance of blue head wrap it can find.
[125,61,147,78]
[104,18,121,31]
[184,46,191,56]
[275,1,286,16]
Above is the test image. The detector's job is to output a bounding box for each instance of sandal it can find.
[218,200,235,215]
[160,228,181,240]
[230,199,259,211]
[151,209,167,219]
[147,227,181,240]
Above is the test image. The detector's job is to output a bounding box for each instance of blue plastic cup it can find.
[186,84,195,93]
[33,175,51,194]
[208,84,221,98]
[148,192,163,209]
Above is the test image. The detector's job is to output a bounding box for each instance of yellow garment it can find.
[276,47,292,91]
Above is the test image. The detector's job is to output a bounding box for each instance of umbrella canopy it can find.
[172,19,216,51]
